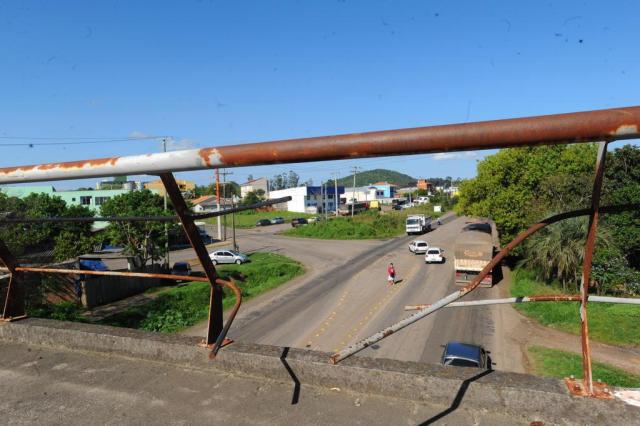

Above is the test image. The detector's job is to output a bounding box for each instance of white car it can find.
[209,250,249,265]
[409,240,429,254]
[425,247,445,263]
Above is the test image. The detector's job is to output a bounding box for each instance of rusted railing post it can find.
[579,141,608,395]
[0,240,25,320]
[160,173,224,346]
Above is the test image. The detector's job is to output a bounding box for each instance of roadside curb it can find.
[1,318,638,424]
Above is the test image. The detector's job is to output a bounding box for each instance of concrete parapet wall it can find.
[0,318,637,425]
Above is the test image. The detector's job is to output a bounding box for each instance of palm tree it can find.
[522,217,614,293]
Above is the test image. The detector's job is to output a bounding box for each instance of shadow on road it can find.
[419,368,494,425]
[279,347,301,405]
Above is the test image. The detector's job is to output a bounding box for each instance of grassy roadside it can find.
[94,252,304,333]
[204,211,312,229]
[510,268,640,346]
[528,346,640,387]
[284,206,443,240]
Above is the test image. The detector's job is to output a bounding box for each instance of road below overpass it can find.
[180,215,525,373]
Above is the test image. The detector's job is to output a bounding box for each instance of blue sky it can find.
[1,0,638,189]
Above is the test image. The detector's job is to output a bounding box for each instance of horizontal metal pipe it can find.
[0,196,292,224]
[0,107,639,183]
[0,215,177,224]
[7,266,210,283]
[404,295,640,310]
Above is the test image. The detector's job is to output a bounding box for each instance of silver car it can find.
[209,250,249,265]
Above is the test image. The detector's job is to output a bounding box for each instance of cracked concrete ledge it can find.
[1,318,638,425]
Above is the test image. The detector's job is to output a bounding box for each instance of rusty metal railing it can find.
[1,106,639,397]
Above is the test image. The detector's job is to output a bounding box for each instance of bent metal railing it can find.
[1,106,639,397]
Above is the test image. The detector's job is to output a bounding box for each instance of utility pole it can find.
[163,138,169,270]
[215,169,221,241]
[350,166,360,217]
[323,181,328,221]
[219,169,233,241]
[331,172,339,216]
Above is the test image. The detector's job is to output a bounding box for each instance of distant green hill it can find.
[333,169,415,187]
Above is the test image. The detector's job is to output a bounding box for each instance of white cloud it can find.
[165,137,198,151]
[432,152,479,161]
[129,130,150,139]
[128,131,198,151]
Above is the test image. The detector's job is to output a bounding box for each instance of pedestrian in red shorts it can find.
[387,263,396,286]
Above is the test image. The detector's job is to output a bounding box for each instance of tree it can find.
[456,144,598,247]
[601,145,640,269]
[99,190,173,267]
[242,191,261,206]
[522,217,614,293]
[287,170,300,188]
[0,193,94,260]
[269,174,285,191]
[193,184,215,197]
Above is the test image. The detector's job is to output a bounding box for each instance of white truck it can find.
[405,214,432,235]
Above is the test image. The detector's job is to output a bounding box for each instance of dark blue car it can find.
[440,341,489,369]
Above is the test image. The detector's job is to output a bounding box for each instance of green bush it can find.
[28,301,86,322]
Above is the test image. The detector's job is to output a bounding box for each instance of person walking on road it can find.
[387,263,396,286]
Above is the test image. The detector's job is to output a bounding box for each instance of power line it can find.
[0,136,169,147]
[0,135,166,140]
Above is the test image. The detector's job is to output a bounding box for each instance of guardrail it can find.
[1,106,639,397]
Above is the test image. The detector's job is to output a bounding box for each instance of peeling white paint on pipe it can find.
[0,149,223,184]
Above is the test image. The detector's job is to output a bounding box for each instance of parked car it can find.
[409,240,429,254]
[171,262,191,284]
[440,341,489,369]
[291,218,308,227]
[392,204,404,211]
[171,262,192,276]
[209,250,249,265]
[79,259,109,271]
[307,216,322,223]
[425,247,445,263]
[270,217,285,225]
[256,219,272,226]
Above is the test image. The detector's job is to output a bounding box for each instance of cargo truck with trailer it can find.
[454,222,495,287]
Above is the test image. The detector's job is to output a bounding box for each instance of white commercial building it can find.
[341,186,384,204]
[269,185,345,213]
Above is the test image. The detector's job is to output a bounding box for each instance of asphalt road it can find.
[178,214,521,372]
